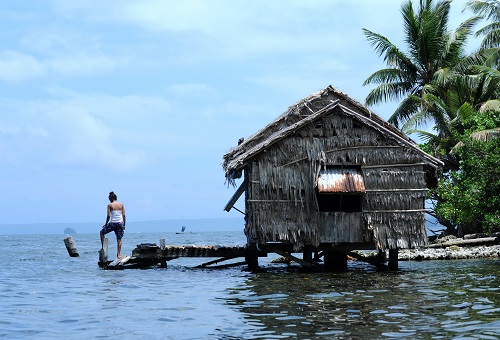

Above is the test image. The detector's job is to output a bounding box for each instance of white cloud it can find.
[0,50,43,81]
[0,97,152,171]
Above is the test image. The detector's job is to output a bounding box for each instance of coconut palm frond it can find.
[432,68,455,87]
[405,128,439,143]
[401,109,432,132]
[363,68,404,86]
[362,29,400,60]
[476,22,500,44]
[452,127,500,153]
[479,99,500,113]
[466,0,500,21]
[365,82,413,106]
[456,102,478,122]
[469,127,500,141]
[446,16,482,62]
[387,94,421,127]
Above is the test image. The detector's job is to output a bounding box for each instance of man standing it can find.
[100,191,126,259]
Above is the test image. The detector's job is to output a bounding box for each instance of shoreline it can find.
[360,235,500,261]
[398,244,500,261]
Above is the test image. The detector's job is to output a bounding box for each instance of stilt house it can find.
[223,86,442,258]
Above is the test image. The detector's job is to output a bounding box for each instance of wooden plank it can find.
[207,261,248,269]
[108,258,121,267]
[118,255,131,266]
[64,236,79,257]
[224,179,248,212]
[196,256,238,268]
[266,245,321,271]
[362,163,427,169]
[108,255,129,267]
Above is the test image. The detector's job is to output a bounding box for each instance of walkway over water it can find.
[97,237,399,271]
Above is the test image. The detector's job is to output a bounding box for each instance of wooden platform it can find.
[97,237,398,271]
[98,240,269,270]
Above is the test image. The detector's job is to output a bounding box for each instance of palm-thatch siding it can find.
[223,85,443,251]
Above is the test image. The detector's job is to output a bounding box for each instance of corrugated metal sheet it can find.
[317,168,366,193]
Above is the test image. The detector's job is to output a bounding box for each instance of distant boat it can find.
[176,226,187,234]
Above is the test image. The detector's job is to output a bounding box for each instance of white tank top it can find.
[109,209,123,223]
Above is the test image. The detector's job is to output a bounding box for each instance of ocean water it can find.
[0,232,499,339]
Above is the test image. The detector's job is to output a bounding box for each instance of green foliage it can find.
[433,137,500,234]
[363,0,500,235]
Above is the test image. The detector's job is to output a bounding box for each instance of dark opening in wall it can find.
[316,166,365,212]
[316,192,362,212]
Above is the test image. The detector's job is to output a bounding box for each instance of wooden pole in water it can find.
[324,250,347,272]
[99,237,108,264]
[388,249,398,270]
[64,236,79,257]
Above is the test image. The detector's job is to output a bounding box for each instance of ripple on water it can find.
[1,234,499,339]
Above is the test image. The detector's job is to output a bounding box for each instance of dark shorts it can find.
[101,222,125,240]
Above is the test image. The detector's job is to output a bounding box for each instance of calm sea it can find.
[0,232,498,339]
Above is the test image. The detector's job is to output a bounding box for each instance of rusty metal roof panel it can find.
[317,168,366,193]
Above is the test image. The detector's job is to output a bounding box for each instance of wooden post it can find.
[377,249,387,264]
[99,237,108,264]
[324,250,348,272]
[64,236,79,257]
[303,246,313,263]
[245,248,259,270]
[388,248,398,270]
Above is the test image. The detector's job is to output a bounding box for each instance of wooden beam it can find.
[363,209,428,213]
[196,256,238,268]
[224,179,248,212]
[363,163,427,169]
[64,236,79,257]
[266,245,321,271]
[205,261,248,269]
[365,188,428,192]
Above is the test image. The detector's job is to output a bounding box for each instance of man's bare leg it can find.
[117,238,123,259]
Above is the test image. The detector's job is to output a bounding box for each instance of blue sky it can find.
[0,0,473,225]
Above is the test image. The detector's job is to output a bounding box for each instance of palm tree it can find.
[466,0,500,49]
[362,0,480,128]
[405,65,500,168]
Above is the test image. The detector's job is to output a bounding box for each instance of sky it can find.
[0,0,475,225]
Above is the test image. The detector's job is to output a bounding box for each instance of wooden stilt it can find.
[64,236,79,257]
[245,253,259,270]
[377,249,387,264]
[324,250,347,272]
[388,248,398,270]
[99,237,108,264]
[303,246,313,263]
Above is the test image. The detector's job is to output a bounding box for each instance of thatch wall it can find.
[224,86,443,251]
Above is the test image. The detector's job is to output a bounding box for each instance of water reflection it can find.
[225,260,500,339]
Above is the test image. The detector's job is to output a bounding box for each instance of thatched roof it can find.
[223,85,443,184]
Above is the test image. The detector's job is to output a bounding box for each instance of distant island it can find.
[64,227,77,234]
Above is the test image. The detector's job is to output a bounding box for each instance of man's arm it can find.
[122,206,126,229]
[104,204,111,226]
